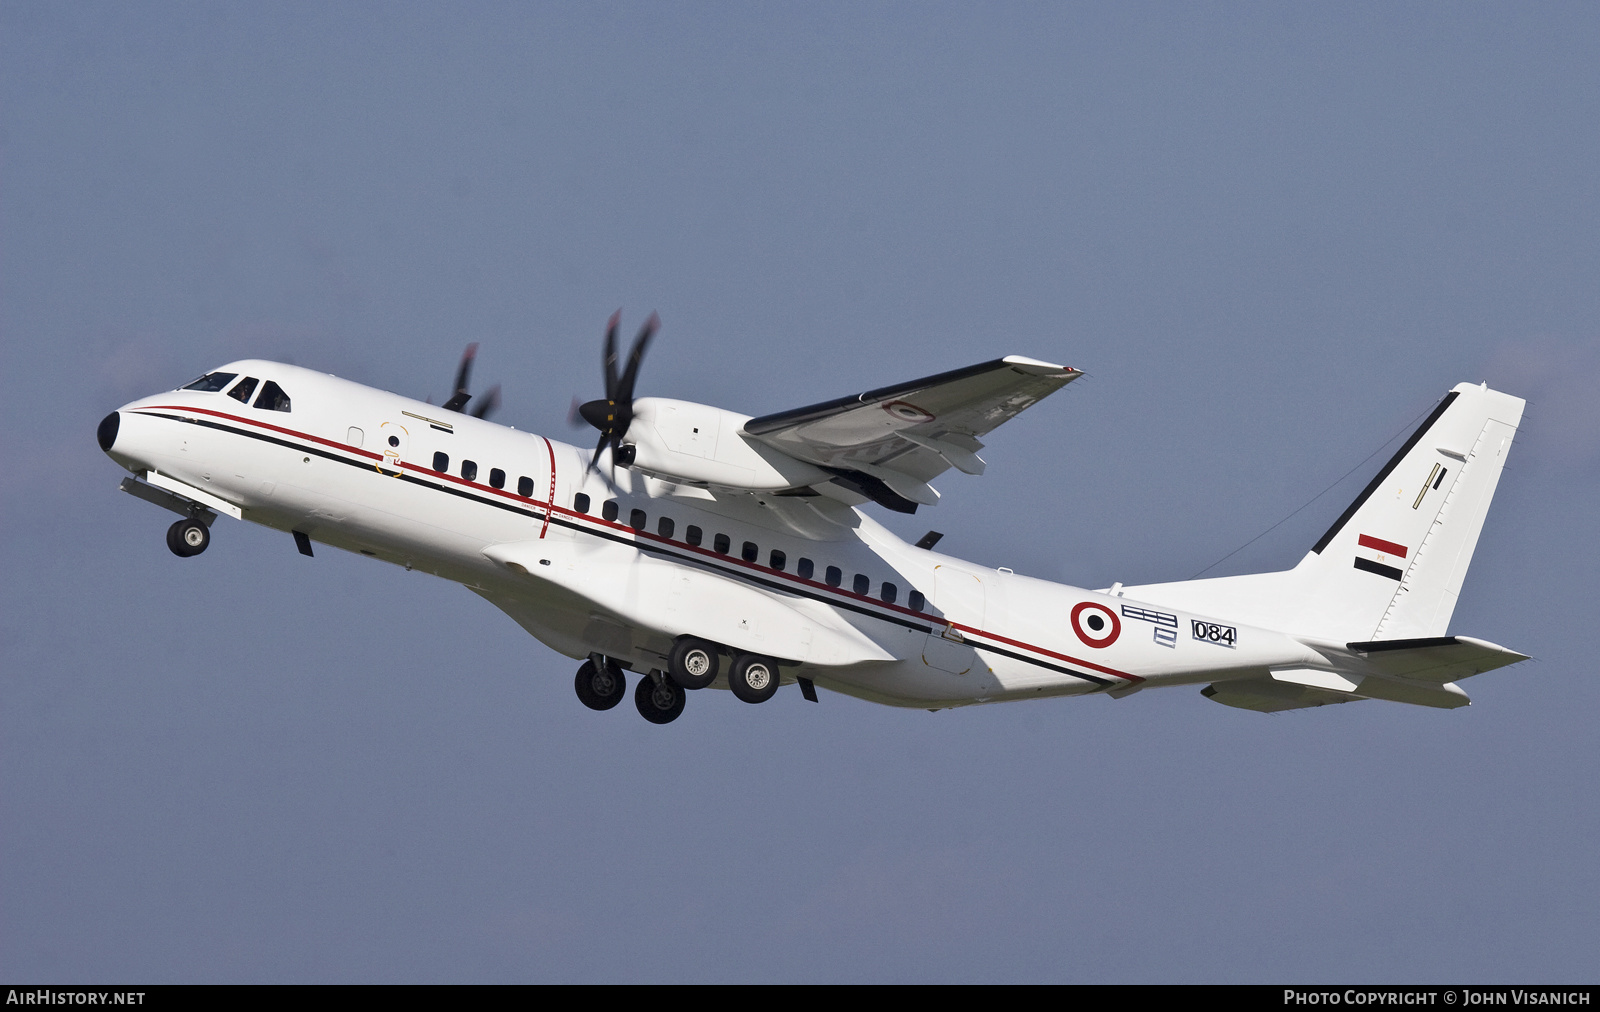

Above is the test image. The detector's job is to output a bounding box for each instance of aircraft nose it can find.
[97,411,120,452]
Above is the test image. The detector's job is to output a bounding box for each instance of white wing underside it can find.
[745,355,1081,510]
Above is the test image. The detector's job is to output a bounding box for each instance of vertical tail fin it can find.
[1299,382,1524,640]
[1123,383,1524,642]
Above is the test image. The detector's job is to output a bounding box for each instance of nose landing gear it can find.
[166,518,210,557]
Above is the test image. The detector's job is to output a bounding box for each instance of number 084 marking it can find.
[1191,620,1237,647]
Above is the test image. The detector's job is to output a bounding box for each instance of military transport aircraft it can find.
[97,315,1528,723]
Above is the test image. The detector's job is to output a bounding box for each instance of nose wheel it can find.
[166,518,210,557]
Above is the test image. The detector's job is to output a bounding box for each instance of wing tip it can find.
[1002,355,1079,377]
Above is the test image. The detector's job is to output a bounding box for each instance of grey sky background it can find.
[3,3,1597,983]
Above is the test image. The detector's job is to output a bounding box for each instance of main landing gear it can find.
[635,672,686,725]
[573,642,792,724]
[574,655,627,711]
[166,518,210,557]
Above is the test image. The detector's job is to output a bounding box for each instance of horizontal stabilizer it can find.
[1202,634,1525,713]
[1344,635,1528,683]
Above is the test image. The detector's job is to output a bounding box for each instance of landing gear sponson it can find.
[575,641,789,723]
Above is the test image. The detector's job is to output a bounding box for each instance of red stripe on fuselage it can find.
[137,403,1142,684]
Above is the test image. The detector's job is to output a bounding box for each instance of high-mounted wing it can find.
[743,356,1081,512]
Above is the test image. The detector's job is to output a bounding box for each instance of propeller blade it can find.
[442,343,478,412]
[602,311,621,403]
[469,384,501,420]
[588,430,610,472]
[616,312,658,406]
[567,395,588,429]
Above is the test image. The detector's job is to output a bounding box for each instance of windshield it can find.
[180,372,238,392]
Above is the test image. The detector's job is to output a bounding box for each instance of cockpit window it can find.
[182,372,238,392]
[253,381,291,412]
[227,377,259,403]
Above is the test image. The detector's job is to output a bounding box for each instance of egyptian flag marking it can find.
[1354,533,1408,581]
[1358,534,1407,558]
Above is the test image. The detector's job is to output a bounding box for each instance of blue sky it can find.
[3,3,1597,982]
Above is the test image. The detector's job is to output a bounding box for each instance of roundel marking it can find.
[883,400,935,424]
[1070,601,1121,648]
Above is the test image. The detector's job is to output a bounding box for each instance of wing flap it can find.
[743,356,1081,493]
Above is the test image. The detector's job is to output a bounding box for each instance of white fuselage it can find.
[104,360,1333,709]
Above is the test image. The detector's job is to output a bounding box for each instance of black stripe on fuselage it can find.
[138,409,1119,686]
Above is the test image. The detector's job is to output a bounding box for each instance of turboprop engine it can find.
[575,312,832,495]
[619,397,830,492]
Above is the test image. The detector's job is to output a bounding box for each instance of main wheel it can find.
[635,673,686,724]
[574,657,626,711]
[729,654,780,704]
[166,518,210,557]
[668,637,719,689]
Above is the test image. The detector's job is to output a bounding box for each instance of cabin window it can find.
[227,377,259,403]
[347,427,364,447]
[853,574,870,595]
[461,460,479,482]
[657,517,675,539]
[825,566,842,588]
[630,508,647,530]
[714,533,730,555]
[881,582,898,605]
[797,558,814,580]
[433,452,449,472]
[574,493,590,514]
[602,499,619,522]
[769,550,786,571]
[741,541,758,563]
[489,468,506,490]
[254,380,291,412]
[182,372,237,392]
[518,476,533,497]
[686,525,703,547]
[909,590,926,613]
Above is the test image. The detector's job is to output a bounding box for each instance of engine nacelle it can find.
[622,397,830,492]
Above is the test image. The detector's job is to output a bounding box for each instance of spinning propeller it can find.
[439,343,500,420]
[577,311,657,470]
